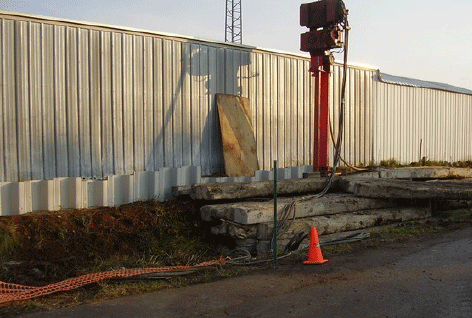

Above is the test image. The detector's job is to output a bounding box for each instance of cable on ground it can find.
[227,231,370,266]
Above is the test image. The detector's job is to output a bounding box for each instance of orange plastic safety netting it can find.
[0,258,225,304]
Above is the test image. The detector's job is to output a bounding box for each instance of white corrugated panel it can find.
[373,74,472,164]
[0,13,317,182]
[0,11,471,214]
[329,64,376,167]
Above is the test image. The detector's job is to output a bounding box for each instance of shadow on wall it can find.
[147,44,255,177]
[4,22,257,182]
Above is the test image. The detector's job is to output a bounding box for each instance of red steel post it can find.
[300,1,347,172]
[311,56,330,172]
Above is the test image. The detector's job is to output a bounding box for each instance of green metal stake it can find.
[273,160,278,265]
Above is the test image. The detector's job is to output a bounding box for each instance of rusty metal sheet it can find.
[216,94,259,177]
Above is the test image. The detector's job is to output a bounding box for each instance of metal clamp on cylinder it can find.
[300,0,348,58]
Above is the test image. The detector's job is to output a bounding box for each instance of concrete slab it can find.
[211,206,431,242]
[201,194,397,224]
[192,177,331,201]
[339,179,472,200]
[171,185,192,199]
[202,198,289,222]
[198,167,471,256]
[341,167,472,181]
[176,168,472,200]
[259,207,432,240]
[379,167,472,179]
[259,221,432,256]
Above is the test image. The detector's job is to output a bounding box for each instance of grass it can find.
[96,280,173,299]
[379,158,403,168]
[323,215,471,257]
[371,222,439,240]
[0,223,19,257]
[1,200,221,273]
[323,242,355,256]
[344,158,472,170]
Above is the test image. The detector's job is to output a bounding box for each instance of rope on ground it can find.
[0,258,225,304]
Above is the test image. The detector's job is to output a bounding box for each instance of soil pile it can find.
[0,201,218,286]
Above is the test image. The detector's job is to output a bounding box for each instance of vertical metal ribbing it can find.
[273,159,278,266]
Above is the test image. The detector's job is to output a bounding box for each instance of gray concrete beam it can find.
[341,167,472,180]
[201,194,398,224]
[379,167,472,179]
[210,207,431,241]
[176,168,472,201]
[186,177,332,201]
[339,179,472,200]
[259,207,432,240]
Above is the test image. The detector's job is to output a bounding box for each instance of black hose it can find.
[272,17,350,246]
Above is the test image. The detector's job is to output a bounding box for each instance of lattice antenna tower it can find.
[225,0,242,44]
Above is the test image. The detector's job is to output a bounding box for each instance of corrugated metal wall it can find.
[0,13,316,182]
[329,64,375,166]
[373,74,472,164]
[328,65,472,166]
[0,11,471,214]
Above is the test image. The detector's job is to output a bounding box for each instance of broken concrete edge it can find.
[343,167,472,180]
[188,177,333,201]
[206,200,470,238]
[173,167,472,201]
[235,208,433,255]
[201,192,470,225]
[171,185,193,199]
[338,179,472,200]
[256,220,436,257]
[210,207,432,241]
[201,194,403,224]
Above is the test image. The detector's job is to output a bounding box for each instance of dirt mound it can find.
[0,201,218,286]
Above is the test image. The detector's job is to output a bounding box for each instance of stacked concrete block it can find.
[201,194,432,254]
[198,167,472,255]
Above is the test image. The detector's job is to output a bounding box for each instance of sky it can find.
[1,0,471,90]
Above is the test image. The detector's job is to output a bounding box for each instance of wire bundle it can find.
[271,16,351,248]
[227,231,369,266]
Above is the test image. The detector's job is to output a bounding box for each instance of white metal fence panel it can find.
[0,13,315,182]
[329,64,376,167]
[373,74,472,164]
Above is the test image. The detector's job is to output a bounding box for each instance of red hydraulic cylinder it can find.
[300,0,347,172]
[311,56,330,172]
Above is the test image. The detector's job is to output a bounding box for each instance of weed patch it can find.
[0,200,221,286]
[0,223,19,257]
[379,158,402,168]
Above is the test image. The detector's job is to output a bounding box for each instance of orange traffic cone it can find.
[303,227,328,265]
